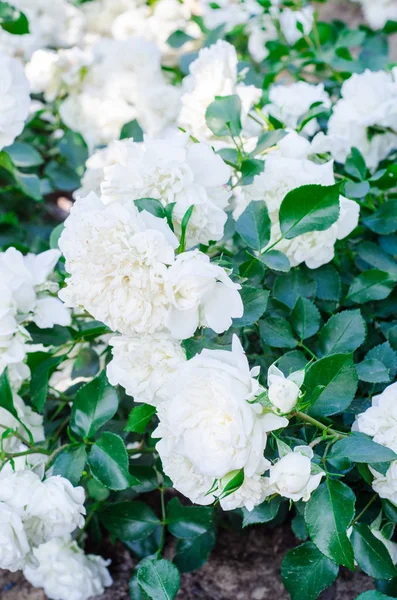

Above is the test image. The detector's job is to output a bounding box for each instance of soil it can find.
[0,525,374,599]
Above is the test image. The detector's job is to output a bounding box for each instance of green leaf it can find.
[242,497,281,527]
[120,119,144,142]
[0,1,29,34]
[101,501,160,542]
[6,142,43,167]
[240,158,264,185]
[329,432,397,464]
[49,223,65,250]
[166,497,213,538]
[0,369,17,418]
[15,171,42,200]
[236,201,271,251]
[125,404,156,434]
[351,524,397,580]
[136,558,180,600]
[205,95,242,137]
[58,130,88,170]
[259,316,297,349]
[313,264,341,301]
[88,432,136,490]
[70,371,119,440]
[257,250,290,272]
[52,445,87,486]
[45,161,79,192]
[30,354,66,412]
[252,130,287,155]
[356,359,390,383]
[347,270,394,304]
[291,298,321,340]
[135,198,165,219]
[356,242,397,280]
[281,542,339,600]
[273,269,316,309]
[72,347,100,379]
[305,353,358,417]
[279,183,341,239]
[178,204,194,253]
[356,593,395,600]
[167,29,194,48]
[297,104,331,132]
[174,531,216,573]
[363,201,397,235]
[305,480,355,568]
[319,310,366,356]
[233,286,269,327]
[345,147,367,181]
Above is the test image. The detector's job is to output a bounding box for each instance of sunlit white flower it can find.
[59,192,178,336]
[107,332,186,405]
[354,382,397,453]
[219,473,269,511]
[235,156,360,268]
[265,81,331,137]
[370,462,397,506]
[155,336,288,506]
[0,470,86,546]
[179,40,261,141]
[279,6,314,45]
[325,69,397,170]
[166,250,243,339]
[351,0,397,29]
[0,51,30,150]
[101,133,231,248]
[0,502,30,572]
[265,445,325,501]
[267,365,304,414]
[24,536,112,600]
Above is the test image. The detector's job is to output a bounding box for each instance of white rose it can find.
[265,446,325,502]
[267,364,304,413]
[354,382,397,453]
[101,133,231,248]
[155,336,288,505]
[107,332,186,405]
[58,192,178,336]
[0,392,44,453]
[279,6,314,45]
[266,80,330,137]
[370,462,397,506]
[166,250,243,339]
[178,40,261,141]
[0,470,86,546]
[219,473,269,512]
[0,51,30,150]
[23,536,112,600]
[0,502,30,572]
[352,0,397,29]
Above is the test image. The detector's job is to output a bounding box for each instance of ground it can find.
[0,525,374,599]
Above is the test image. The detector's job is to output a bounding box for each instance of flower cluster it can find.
[0,248,70,389]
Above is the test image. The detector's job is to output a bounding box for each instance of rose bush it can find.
[1,0,397,599]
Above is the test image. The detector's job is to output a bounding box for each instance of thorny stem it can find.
[294,411,347,440]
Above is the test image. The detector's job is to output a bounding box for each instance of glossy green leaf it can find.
[281,542,339,600]
[136,558,180,600]
[101,501,160,542]
[279,183,341,239]
[356,358,390,383]
[329,432,397,464]
[347,270,394,304]
[363,201,397,235]
[305,480,355,568]
[242,497,281,527]
[233,286,269,327]
[205,95,242,137]
[319,310,366,356]
[174,531,216,573]
[351,524,397,580]
[259,316,297,348]
[88,432,136,491]
[291,298,321,340]
[236,201,271,251]
[167,497,213,538]
[257,250,290,272]
[305,353,358,417]
[52,445,87,486]
[125,404,156,434]
[70,371,119,440]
